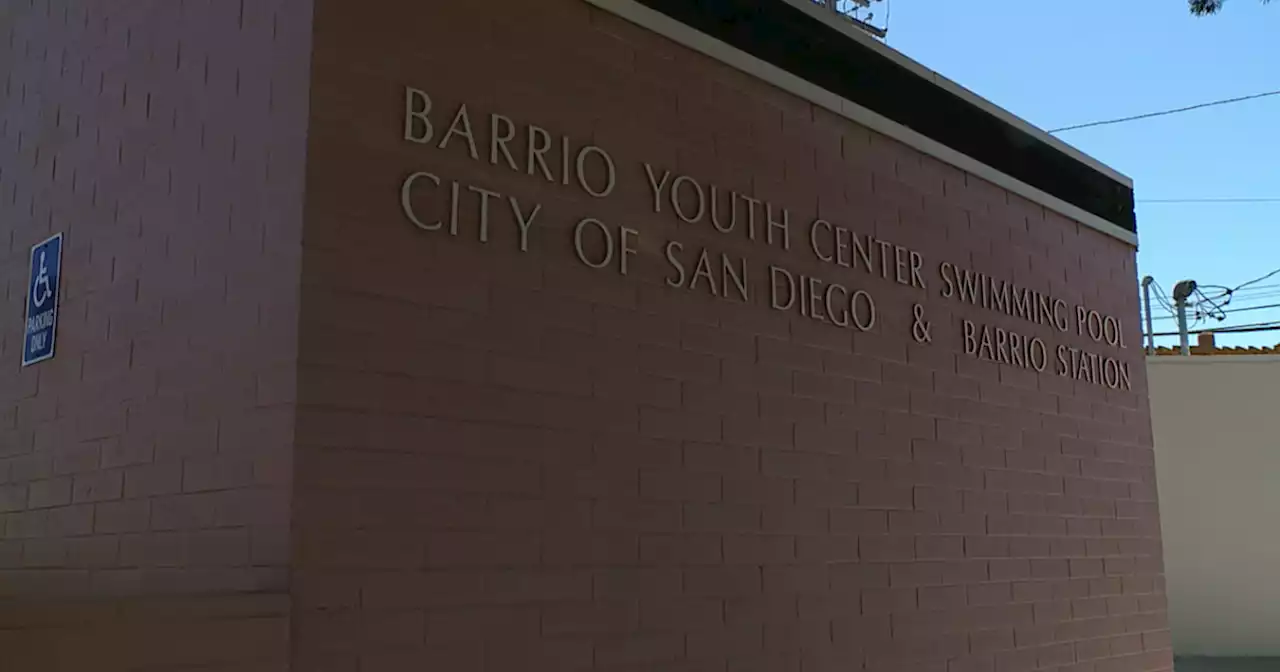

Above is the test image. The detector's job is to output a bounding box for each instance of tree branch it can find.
[1191,0,1273,15]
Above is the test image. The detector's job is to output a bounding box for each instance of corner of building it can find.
[0,2,316,670]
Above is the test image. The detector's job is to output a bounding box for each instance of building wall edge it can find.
[585,0,1139,248]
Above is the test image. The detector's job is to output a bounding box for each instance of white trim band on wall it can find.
[584,0,1139,248]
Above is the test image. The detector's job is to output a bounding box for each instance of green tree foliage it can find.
[1190,0,1272,14]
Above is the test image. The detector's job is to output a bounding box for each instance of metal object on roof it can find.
[811,0,888,38]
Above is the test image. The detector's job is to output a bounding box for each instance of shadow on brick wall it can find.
[0,593,289,671]
[1176,658,1280,672]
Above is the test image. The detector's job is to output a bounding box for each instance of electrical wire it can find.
[1193,287,1228,321]
[1150,280,1177,314]
[1211,302,1280,317]
[1218,323,1280,335]
[1171,269,1280,320]
[1228,289,1280,303]
[1218,291,1280,306]
[1232,283,1280,294]
[1150,300,1280,322]
[1149,321,1280,338]
[1140,285,1174,326]
[1144,276,1280,330]
[1139,198,1280,204]
[1231,268,1280,294]
[1048,88,1280,134]
[1145,272,1280,343]
[1194,284,1234,301]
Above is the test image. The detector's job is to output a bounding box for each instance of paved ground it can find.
[1176,658,1280,671]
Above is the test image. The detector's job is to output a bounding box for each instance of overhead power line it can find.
[1194,287,1227,322]
[1139,198,1280,204]
[1233,283,1280,293]
[1214,291,1280,306]
[1231,267,1280,294]
[1149,321,1280,338]
[1215,302,1280,316]
[1150,280,1177,314]
[1048,88,1280,134]
[1174,268,1280,317]
[1151,301,1280,322]
[1226,287,1280,301]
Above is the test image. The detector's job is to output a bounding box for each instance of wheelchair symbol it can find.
[31,250,53,309]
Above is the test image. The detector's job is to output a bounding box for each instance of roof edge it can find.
[775,0,1133,188]
[585,0,1139,246]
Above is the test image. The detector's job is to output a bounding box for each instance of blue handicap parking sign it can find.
[23,233,63,367]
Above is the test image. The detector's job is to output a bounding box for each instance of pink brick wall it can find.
[0,0,1169,670]
[294,2,1169,672]
[0,1,311,669]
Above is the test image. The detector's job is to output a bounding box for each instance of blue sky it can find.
[884,0,1279,347]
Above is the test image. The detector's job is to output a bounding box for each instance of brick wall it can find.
[0,1,311,669]
[295,2,1170,672]
[0,0,1170,670]
[0,594,290,671]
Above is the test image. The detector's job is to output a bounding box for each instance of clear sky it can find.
[883,0,1279,347]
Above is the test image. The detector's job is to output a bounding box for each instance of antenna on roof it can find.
[814,0,889,39]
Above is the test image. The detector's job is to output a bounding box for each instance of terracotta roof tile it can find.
[1151,332,1280,356]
